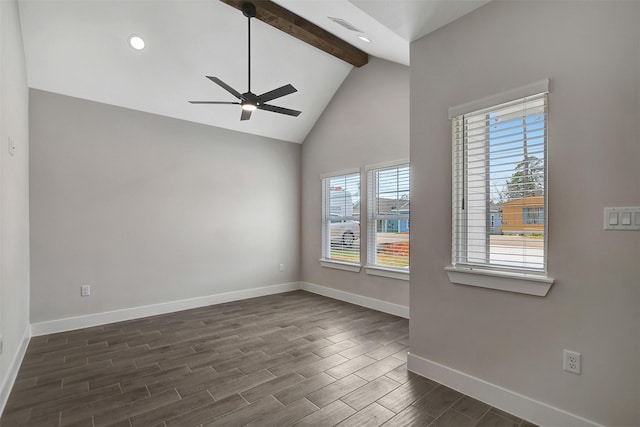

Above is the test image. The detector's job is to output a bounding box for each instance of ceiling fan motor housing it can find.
[242,92,259,107]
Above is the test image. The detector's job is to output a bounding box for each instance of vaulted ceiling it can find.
[18,0,488,143]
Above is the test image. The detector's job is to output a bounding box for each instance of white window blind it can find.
[452,92,548,273]
[321,172,361,264]
[367,164,410,269]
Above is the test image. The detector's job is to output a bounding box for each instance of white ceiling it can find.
[18,0,488,144]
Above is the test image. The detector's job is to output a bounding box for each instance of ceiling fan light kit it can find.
[189,2,301,121]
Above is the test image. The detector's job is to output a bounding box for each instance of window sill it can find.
[445,265,554,296]
[320,259,362,272]
[365,265,409,281]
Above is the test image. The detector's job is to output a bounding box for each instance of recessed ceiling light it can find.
[128,35,145,50]
[357,35,371,43]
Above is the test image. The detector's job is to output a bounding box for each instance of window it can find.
[366,163,410,279]
[523,207,544,225]
[447,80,554,296]
[321,171,361,270]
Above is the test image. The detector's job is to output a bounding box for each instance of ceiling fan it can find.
[189,2,301,121]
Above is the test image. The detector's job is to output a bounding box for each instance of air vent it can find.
[327,17,363,33]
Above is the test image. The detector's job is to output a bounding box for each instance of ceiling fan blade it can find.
[240,109,253,121]
[257,84,297,103]
[206,76,242,99]
[258,104,302,117]
[189,101,241,104]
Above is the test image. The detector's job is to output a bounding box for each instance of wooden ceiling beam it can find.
[219,0,368,68]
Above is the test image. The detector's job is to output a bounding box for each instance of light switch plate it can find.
[604,207,640,230]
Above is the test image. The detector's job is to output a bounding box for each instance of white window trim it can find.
[445,266,553,296]
[448,79,549,118]
[366,160,410,277]
[320,168,362,271]
[364,265,409,281]
[448,80,554,296]
[320,168,361,180]
[320,258,362,272]
[364,159,410,173]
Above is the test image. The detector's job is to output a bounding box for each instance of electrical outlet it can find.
[279,264,284,272]
[563,349,581,374]
[81,285,91,297]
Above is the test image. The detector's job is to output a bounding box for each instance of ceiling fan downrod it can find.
[242,2,256,94]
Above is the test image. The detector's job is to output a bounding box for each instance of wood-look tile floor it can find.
[1,291,538,427]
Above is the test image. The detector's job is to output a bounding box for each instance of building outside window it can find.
[523,207,544,225]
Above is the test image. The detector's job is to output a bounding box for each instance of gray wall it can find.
[29,90,300,323]
[410,2,640,425]
[300,57,410,307]
[0,0,31,394]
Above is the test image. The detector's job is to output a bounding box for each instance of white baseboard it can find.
[299,282,409,319]
[31,282,300,336]
[0,325,31,416]
[31,281,409,336]
[407,353,603,427]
